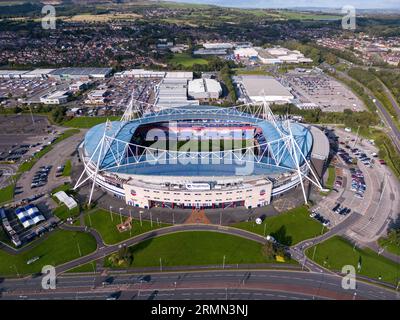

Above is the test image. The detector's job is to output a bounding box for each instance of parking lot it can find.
[0,78,69,107]
[69,77,158,117]
[282,73,365,112]
[0,115,54,167]
[312,127,399,244]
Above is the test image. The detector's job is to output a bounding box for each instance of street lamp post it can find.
[119,208,123,224]
[223,255,226,269]
[109,205,113,222]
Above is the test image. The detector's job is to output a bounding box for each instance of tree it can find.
[261,241,275,259]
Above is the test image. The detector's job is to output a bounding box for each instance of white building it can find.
[54,191,78,210]
[0,70,29,79]
[85,89,107,105]
[203,42,234,50]
[235,75,294,104]
[188,78,222,100]
[234,47,259,59]
[69,81,90,93]
[40,90,69,105]
[115,69,166,78]
[165,71,193,81]
[155,78,199,108]
[21,69,55,79]
[257,47,313,64]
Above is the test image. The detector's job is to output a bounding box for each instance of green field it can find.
[105,231,294,268]
[325,166,336,190]
[169,53,209,68]
[0,183,15,205]
[62,159,72,177]
[53,205,80,221]
[232,206,326,246]
[84,209,170,245]
[0,230,97,276]
[306,236,400,285]
[62,116,120,129]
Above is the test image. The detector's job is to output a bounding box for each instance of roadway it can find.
[324,65,400,152]
[1,270,398,300]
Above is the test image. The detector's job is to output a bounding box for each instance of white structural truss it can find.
[75,99,327,205]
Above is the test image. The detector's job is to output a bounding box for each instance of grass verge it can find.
[232,206,326,246]
[306,236,400,285]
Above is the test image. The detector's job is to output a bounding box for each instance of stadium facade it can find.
[75,104,329,209]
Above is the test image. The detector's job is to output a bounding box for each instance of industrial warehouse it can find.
[234,75,294,104]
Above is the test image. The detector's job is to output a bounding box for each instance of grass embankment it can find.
[105,231,296,269]
[66,261,97,273]
[306,236,400,285]
[17,129,80,174]
[84,209,170,245]
[232,206,326,246]
[0,183,15,205]
[0,230,97,276]
[62,159,72,177]
[62,116,120,129]
[378,237,400,256]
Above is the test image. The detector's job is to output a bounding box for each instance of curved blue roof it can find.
[83,106,313,177]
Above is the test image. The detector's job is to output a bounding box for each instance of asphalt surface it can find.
[1,270,398,300]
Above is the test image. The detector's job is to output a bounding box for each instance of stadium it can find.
[75,104,330,209]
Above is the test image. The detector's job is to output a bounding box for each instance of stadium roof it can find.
[83,106,313,177]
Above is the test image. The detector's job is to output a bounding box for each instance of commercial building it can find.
[40,90,70,105]
[234,47,259,59]
[21,69,55,79]
[193,48,228,56]
[234,75,294,104]
[85,89,108,105]
[49,67,112,80]
[203,42,234,50]
[256,47,313,64]
[69,81,90,93]
[155,78,199,108]
[188,78,222,100]
[115,69,166,78]
[0,70,29,79]
[165,72,193,81]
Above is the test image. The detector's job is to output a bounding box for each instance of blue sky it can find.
[165,0,400,9]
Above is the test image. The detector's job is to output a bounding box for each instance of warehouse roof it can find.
[239,75,293,97]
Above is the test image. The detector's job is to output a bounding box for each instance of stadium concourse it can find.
[74,105,330,210]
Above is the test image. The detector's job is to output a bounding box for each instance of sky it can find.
[164,0,400,9]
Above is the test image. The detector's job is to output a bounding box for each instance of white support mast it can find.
[74,119,112,205]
